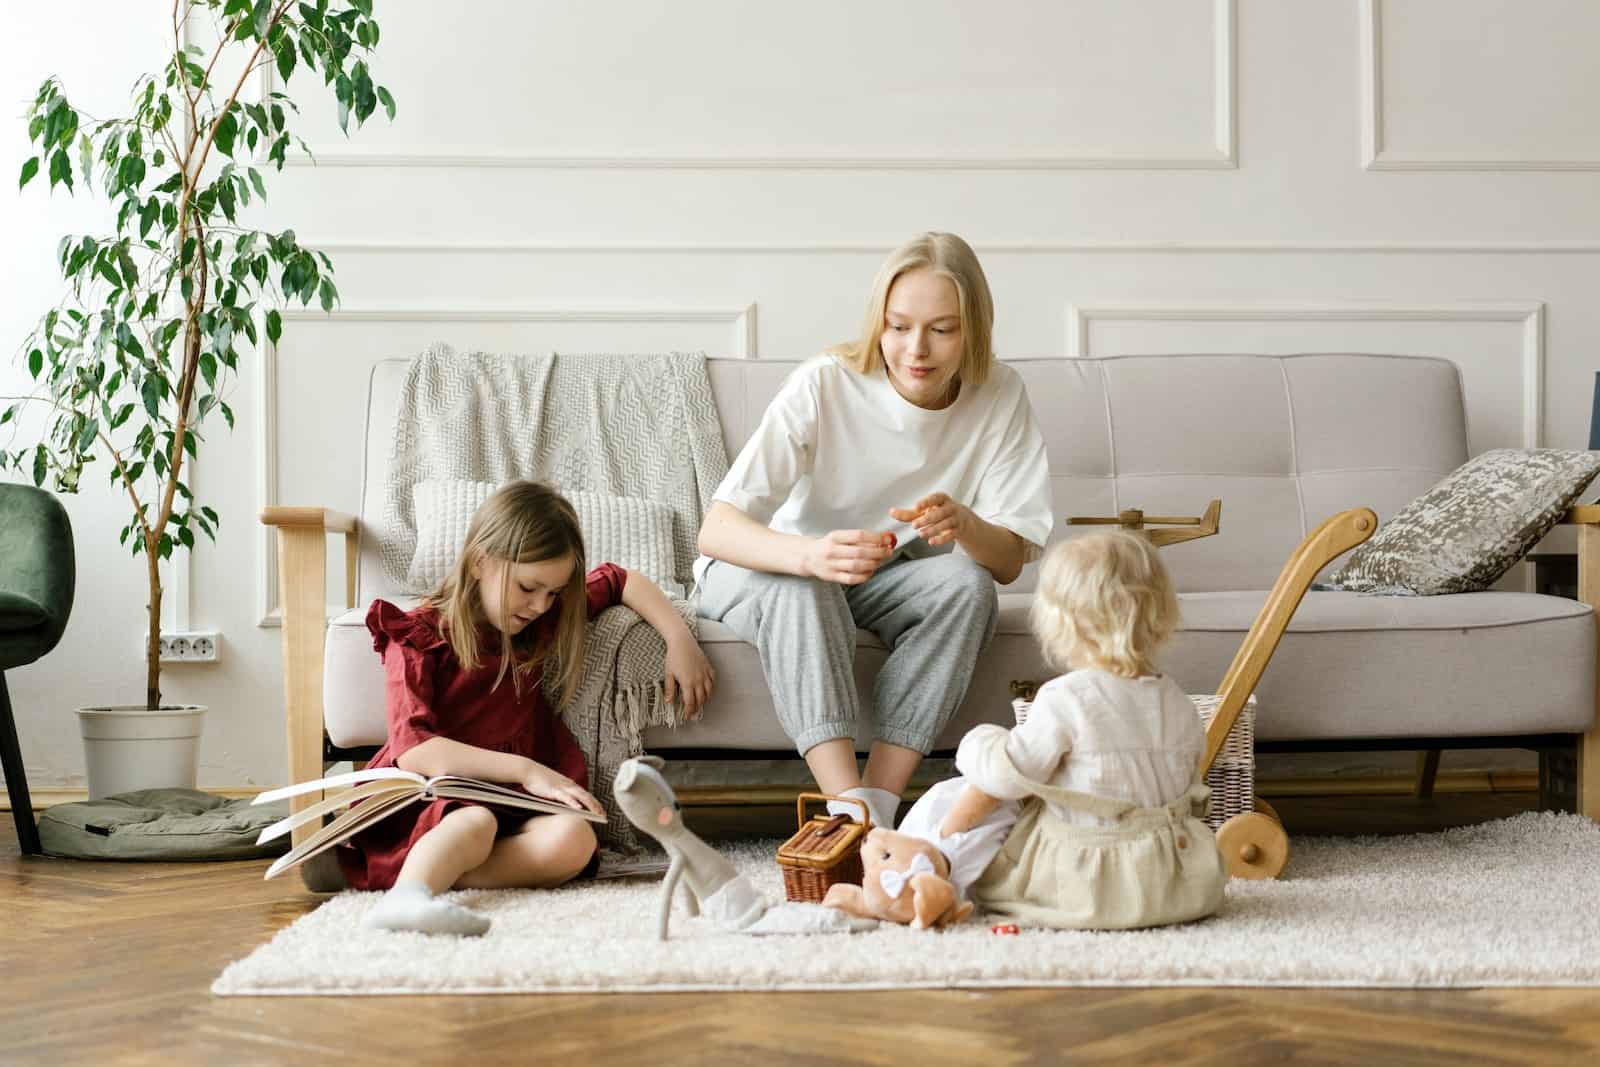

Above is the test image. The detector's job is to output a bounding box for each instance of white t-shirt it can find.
[695,354,1053,583]
[957,669,1206,828]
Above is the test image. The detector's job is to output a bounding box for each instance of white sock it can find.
[362,880,491,937]
[827,786,901,830]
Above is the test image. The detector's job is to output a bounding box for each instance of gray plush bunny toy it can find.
[613,755,765,939]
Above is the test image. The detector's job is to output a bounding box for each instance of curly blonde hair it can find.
[1030,530,1180,678]
[829,231,996,389]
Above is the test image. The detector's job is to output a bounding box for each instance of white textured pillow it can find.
[407,479,681,595]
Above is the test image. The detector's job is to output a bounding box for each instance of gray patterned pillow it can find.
[1326,449,1600,595]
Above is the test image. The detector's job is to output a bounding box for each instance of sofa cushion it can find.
[406,479,681,595]
[1326,449,1600,595]
[323,590,1594,752]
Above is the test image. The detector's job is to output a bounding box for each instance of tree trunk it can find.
[146,541,162,710]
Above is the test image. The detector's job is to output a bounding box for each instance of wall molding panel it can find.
[1360,0,1600,171]
[261,0,1237,172]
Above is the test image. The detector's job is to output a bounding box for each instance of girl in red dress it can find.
[349,480,715,936]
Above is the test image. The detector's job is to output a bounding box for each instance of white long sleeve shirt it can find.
[957,669,1206,828]
[694,355,1053,583]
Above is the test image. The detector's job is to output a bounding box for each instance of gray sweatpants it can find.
[697,551,1000,754]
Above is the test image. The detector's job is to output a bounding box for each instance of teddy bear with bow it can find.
[822,826,974,929]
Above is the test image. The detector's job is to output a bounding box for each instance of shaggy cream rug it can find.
[212,812,1600,995]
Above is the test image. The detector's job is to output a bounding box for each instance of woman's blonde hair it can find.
[424,480,588,704]
[830,231,995,389]
[1030,530,1180,678]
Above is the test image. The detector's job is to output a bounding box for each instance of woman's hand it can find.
[522,762,605,817]
[801,529,897,585]
[890,492,971,547]
[664,634,716,719]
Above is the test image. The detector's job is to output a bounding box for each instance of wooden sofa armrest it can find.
[1559,506,1600,820]
[260,506,359,844]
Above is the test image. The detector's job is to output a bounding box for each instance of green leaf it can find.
[110,403,135,429]
[139,198,160,238]
[31,445,47,487]
[276,39,297,82]
[177,525,194,550]
[376,86,395,121]
[77,418,99,452]
[96,256,122,290]
[219,402,234,430]
[48,148,71,192]
[19,156,39,189]
[265,308,282,343]
[215,110,238,157]
[317,277,335,312]
[27,348,43,377]
[248,168,267,199]
[141,374,163,419]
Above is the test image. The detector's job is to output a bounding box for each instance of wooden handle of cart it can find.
[1200,507,1378,773]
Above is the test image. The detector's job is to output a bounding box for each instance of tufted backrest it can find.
[359,353,1468,600]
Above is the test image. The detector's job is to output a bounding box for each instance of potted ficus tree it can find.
[1,0,393,797]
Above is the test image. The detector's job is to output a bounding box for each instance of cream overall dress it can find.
[968,728,1226,930]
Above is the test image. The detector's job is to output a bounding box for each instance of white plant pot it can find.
[76,705,207,800]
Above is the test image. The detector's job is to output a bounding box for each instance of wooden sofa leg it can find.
[1413,749,1441,800]
[1576,522,1600,823]
[1581,730,1600,822]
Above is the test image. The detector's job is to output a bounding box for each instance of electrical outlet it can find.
[156,630,221,663]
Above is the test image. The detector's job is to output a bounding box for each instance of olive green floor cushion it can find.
[38,788,290,861]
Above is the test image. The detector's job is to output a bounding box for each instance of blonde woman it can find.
[899,530,1225,929]
[695,232,1052,830]
[348,481,713,936]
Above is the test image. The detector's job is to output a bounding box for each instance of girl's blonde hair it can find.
[424,480,588,704]
[1030,530,1180,678]
[830,231,996,389]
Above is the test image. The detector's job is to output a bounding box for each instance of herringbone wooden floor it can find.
[3,792,1598,1066]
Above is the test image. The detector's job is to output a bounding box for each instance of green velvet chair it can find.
[0,484,74,855]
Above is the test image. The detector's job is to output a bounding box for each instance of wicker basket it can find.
[775,793,869,903]
[1011,692,1257,832]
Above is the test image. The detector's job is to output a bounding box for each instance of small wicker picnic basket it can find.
[775,793,870,903]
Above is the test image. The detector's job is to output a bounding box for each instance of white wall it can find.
[4,0,1599,791]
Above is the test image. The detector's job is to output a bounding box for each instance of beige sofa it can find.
[264,353,1600,820]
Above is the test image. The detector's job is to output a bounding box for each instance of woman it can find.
[695,232,1053,830]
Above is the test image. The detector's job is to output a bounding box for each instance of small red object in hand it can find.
[991,923,1020,936]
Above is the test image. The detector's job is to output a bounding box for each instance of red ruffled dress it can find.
[337,562,628,890]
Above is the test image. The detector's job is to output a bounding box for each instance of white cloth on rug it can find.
[895,776,1021,901]
[699,873,878,935]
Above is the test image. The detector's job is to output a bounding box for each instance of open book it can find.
[252,767,604,881]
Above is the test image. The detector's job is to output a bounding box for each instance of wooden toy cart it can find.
[1045,502,1377,879]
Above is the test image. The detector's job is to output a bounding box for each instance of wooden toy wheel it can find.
[1216,811,1289,880]
[1253,797,1281,823]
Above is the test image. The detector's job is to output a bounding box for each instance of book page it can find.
[263,790,419,880]
[432,780,605,823]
